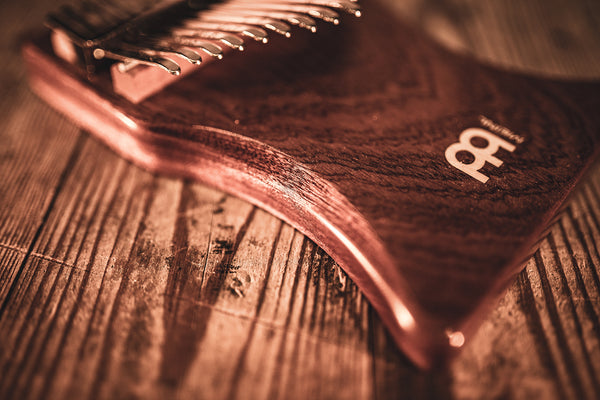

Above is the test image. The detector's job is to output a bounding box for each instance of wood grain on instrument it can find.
[2,0,600,398]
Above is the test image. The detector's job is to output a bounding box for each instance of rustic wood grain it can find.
[1,0,600,399]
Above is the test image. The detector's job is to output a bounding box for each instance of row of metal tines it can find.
[47,0,361,75]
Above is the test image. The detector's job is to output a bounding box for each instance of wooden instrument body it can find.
[23,0,600,367]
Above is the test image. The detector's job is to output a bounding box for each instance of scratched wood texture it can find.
[1,0,600,399]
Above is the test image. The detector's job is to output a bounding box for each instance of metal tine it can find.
[293,5,340,24]
[221,2,340,24]
[233,0,361,17]
[304,0,362,16]
[208,6,318,32]
[120,38,203,64]
[52,0,360,76]
[93,47,181,75]
[196,12,293,37]
[325,0,362,16]
[215,34,245,50]
[158,37,225,59]
[181,21,270,43]
[169,27,246,50]
[269,12,317,32]
[240,27,270,42]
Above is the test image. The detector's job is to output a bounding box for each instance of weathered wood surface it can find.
[1,0,600,398]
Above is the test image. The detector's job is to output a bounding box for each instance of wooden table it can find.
[1,0,599,399]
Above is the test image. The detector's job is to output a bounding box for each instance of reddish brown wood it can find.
[23,0,600,368]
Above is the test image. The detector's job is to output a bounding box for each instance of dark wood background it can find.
[1,0,600,399]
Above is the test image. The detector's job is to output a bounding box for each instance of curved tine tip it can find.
[242,27,269,43]
[219,35,245,50]
[179,49,203,64]
[160,59,181,75]
[263,20,291,36]
[191,41,224,59]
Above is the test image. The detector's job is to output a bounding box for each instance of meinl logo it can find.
[444,117,523,183]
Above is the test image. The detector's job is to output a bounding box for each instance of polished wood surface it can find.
[2,0,600,398]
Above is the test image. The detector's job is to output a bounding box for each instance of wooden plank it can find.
[0,0,82,308]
